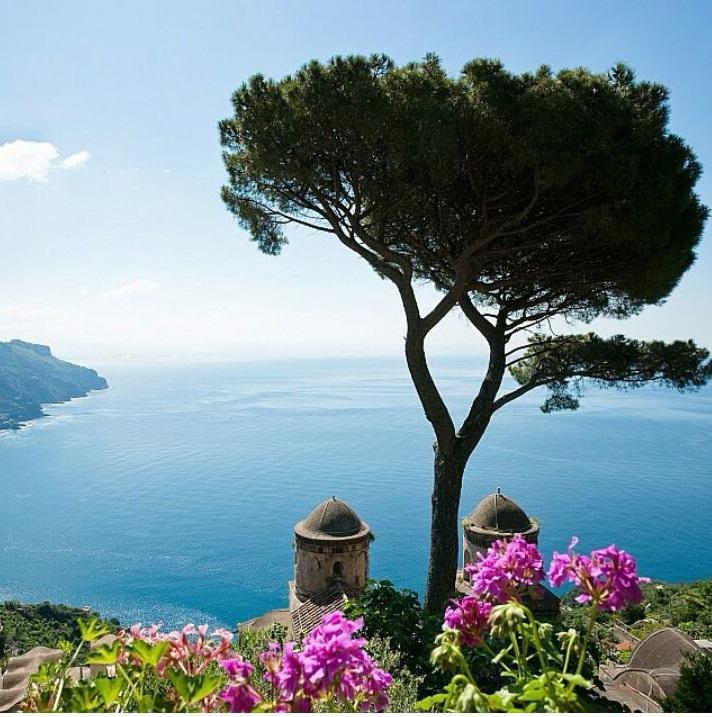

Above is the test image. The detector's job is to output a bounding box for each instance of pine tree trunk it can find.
[421,348,503,613]
[423,447,466,613]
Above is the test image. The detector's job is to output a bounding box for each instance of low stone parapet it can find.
[0,646,63,713]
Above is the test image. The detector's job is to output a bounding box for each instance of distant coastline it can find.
[0,340,108,431]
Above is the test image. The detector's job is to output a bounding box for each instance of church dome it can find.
[628,628,700,671]
[466,490,532,533]
[295,497,370,540]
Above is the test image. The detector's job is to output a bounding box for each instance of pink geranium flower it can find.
[219,657,262,713]
[466,535,544,603]
[548,536,649,612]
[250,611,391,712]
[443,595,492,647]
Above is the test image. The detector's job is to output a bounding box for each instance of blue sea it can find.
[1,357,711,630]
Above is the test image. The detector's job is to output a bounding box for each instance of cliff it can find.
[0,340,108,430]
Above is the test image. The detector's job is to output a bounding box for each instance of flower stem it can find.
[576,608,597,675]
[52,639,84,711]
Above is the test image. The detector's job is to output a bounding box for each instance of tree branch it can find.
[239,197,333,234]
[458,294,497,344]
[492,380,548,412]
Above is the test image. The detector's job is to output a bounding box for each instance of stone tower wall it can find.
[294,535,369,600]
[462,523,539,573]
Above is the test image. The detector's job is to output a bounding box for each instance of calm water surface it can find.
[1,357,711,628]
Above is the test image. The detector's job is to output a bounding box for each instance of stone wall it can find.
[462,521,539,575]
[0,646,62,712]
[294,535,369,600]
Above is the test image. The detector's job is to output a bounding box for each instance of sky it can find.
[1,0,711,363]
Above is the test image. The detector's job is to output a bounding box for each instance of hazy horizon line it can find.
[78,351,492,368]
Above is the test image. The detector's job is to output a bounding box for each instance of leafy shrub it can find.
[235,625,421,713]
[351,636,421,713]
[662,651,712,712]
[0,602,118,668]
[22,612,393,713]
[344,580,442,687]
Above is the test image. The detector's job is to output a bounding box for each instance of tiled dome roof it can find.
[295,497,369,540]
[629,628,700,671]
[467,490,532,533]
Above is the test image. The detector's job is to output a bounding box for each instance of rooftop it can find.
[294,497,370,541]
[629,627,700,671]
[291,585,347,637]
[465,489,533,533]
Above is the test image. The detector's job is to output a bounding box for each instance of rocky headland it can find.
[0,340,108,431]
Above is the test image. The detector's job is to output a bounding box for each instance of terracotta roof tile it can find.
[291,586,347,637]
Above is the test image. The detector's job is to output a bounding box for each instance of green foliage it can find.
[165,669,225,708]
[22,621,115,713]
[345,581,438,671]
[562,578,712,643]
[422,602,592,712]
[77,615,111,643]
[637,579,712,639]
[510,333,711,412]
[22,620,225,713]
[85,639,121,665]
[345,579,444,694]
[617,601,646,625]
[616,648,633,664]
[235,622,290,698]
[365,636,422,713]
[221,54,707,312]
[220,53,710,411]
[124,639,168,668]
[0,602,118,668]
[662,651,712,712]
[557,594,617,668]
[345,580,512,699]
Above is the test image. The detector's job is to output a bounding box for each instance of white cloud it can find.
[99,279,160,301]
[60,150,91,169]
[0,141,58,182]
[0,140,91,182]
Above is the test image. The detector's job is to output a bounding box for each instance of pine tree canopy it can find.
[220,54,710,412]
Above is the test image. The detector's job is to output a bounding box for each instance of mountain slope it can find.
[0,340,108,430]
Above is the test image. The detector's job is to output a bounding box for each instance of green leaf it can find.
[416,692,448,710]
[562,672,592,688]
[138,694,157,712]
[86,639,121,665]
[56,639,74,656]
[30,661,62,688]
[77,615,110,642]
[126,639,169,667]
[519,684,546,701]
[93,675,126,708]
[67,684,102,712]
[167,669,225,706]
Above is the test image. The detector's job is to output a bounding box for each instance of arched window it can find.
[333,561,343,578]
